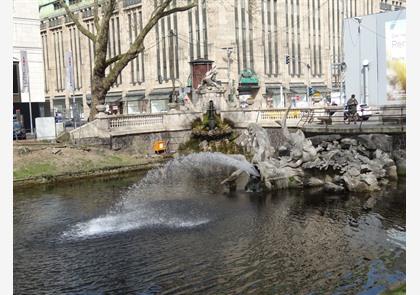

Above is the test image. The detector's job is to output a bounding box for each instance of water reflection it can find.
[14,171,405,294]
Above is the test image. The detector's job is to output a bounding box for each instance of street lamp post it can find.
[306,63,311,105]
[362,59,369,105]
[354,17,363,103]
[222,47,234,102]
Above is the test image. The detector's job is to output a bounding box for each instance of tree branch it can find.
[160,1,197,18]
[59,0,96,41]
[102,0,197,90]
[105,54,123,67]
[93,0,100,32]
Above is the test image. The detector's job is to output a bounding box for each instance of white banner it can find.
[386,19,406,101]
[20,50,29,92]
[65,50,75,92]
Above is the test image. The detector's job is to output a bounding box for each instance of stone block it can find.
[357,134,393,152]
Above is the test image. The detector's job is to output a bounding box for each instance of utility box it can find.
[35,117,56,141]
[153,140,166,154]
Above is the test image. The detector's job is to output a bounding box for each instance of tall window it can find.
[296,0,302,76]
[262,0,279,77]
[41,32,50,92]
[328,0,343,88]
[53,29,65,91]
[187,0,208,61]
[127,8,145,85]
[308,0,322,77]
[68,25,83,90]
[286,0,290,75]
[155,0,180,81]
[289,0,298,76]
[107,15,122,87]
[85,20,95,86]
[234,0,255,74]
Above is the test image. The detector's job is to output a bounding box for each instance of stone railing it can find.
[220,107,317,128]
[221,104,406,129]
[107,111,202,135]
[109,113,164,129]
[70,105,405,142]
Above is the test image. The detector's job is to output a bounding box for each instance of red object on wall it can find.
[189,58,213,90]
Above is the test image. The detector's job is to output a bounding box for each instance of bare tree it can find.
[59,0,197,120]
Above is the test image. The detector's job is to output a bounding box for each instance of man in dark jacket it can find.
[347,94,358,115]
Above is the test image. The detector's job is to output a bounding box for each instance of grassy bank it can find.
[13,143,172,188]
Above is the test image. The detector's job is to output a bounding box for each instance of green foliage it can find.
[190,117,203,129]
[178,138,201,155]
[222,117,235,128]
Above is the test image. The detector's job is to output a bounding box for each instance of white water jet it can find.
[63,152,254,239]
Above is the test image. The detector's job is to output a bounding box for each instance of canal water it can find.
[14,155,405,294]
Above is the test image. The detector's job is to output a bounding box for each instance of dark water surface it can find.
[14,158,405,295]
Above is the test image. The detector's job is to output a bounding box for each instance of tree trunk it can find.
[89,37,109,121]
[90,74,108,120]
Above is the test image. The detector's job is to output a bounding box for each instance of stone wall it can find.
[110,130,192,155]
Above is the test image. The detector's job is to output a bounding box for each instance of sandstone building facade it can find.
[38,0,405,117]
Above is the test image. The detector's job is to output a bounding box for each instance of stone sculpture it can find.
[198,65,222,91]
[222,102,403,193]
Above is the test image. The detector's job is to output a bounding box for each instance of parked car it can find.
[344,103,372,121]
[13,120,26,140]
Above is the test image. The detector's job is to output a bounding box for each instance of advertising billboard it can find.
[386,19,406,101]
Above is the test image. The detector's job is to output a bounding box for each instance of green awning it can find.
[266,85,291,94]
[312,85,331,94]
[125,90,146,102]
[239,69,259,85]
[238,84,260,91]
[105,92,122,103]
[290,85,308,94]
[148,88,173,100]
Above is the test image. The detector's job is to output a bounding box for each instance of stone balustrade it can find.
[109,113,164,129]
[70,104,405,143]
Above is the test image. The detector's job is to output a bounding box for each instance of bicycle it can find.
[344,107,359,125]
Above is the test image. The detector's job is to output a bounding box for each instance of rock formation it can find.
[226,104,403,193]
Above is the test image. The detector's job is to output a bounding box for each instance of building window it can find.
[128,8,145,85]
[127,101,140,114]
[155,0,180,81]
[235,0,255,74]
[41,32,49,92]
[291,0,296,76]
[308,0,322,77]
[286,0,290,75]
[68,26,82,90]
[187,0,208,61]
[262,0,279,77]
[53,29,65,91]
[296,0,302,76]
[85,20,96,86]
[53,1,62,10]
[107,15,122,87]
[69,0,81,5]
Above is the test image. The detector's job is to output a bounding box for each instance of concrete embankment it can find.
[13,141,172,188]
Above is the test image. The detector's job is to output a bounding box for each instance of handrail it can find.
[101,105,405,132]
